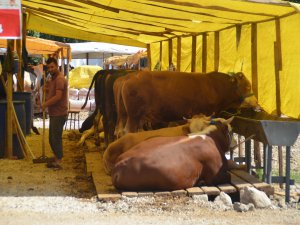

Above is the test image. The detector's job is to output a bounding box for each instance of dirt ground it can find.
[0,125,300,225]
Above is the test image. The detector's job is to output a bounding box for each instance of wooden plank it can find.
[85,152,102,174]
[229,172,253,190]
[176,37,181,72]
[186,187,204,196]
[155,191,172,197]
[98,193,121,202]
[214,31,219,72]
[217,183,237,194]
[122,192,138,198]
[200,186,220,195]
[171,189,187,197]
[92,171,116,193]
[138,192,154,197]
[230,169,272,191]
[86,152,118,196]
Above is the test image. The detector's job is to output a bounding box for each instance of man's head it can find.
[46,57,59,76]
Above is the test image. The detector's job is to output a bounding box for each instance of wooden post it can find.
[214,31,220,72]
[60,48,64,74]
[251,23,261,170]
[191,35,196,72]
[236,24,242,50]
[251,23,258,96]
[168,39,172,66]
[4,40,15,158]
[202,33,207,73]
[16,39,23,91]
[147,44,151,71]
[159,41,162,63]
[176,37,181,72]
[275,18,283,187]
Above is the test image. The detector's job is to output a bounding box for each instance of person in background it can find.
[42,57,68,169]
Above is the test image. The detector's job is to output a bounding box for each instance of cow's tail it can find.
[81,71,99,109]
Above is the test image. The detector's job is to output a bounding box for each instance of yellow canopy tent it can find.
[20,0,300,118]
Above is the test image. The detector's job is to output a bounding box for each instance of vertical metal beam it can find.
[285,146,291,202]
[251,23,258,97]
[176,37,181,72]
[202,33,207,73]
[214,31,220,72]
[147,44,151,71]
[245,139,252,174]
[191,35,196,72]
[266,145,273,184]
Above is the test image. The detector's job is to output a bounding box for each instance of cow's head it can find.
[185,113,212,133]
[231,72,261,111]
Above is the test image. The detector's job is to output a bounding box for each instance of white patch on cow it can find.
[188,134,207,139]
[188,125,217,137]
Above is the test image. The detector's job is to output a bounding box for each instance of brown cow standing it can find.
[114,71,259,136]
[111,117,233,191]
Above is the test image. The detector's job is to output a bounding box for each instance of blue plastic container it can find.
[0,100,26,159]
[13,92,32,135]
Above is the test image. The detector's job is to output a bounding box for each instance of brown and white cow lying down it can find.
[114,71,260,137]
[111,117,233,192]
[103,114,212,175]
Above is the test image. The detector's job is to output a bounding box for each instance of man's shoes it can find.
[46,161,62,170]
[45,157,56,163]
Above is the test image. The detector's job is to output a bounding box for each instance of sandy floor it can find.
[0,126,300,224]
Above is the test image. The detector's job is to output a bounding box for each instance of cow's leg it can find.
[124,117,139,134]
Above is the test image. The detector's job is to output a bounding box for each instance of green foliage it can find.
[288,0,300,3]
[27,30,86,43]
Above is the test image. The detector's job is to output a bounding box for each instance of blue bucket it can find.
[0,100,26,159]
[13,92,32,135]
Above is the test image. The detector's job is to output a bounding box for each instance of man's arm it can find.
[42,89,63,111]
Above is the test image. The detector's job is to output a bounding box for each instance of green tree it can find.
[27,30,86,43]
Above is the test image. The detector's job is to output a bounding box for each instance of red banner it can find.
[0,0,21,39]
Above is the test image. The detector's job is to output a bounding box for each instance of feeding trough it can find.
[220,109,300,202]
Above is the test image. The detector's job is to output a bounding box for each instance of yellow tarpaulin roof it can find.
[22,0,298,47]
[0,36,71,58]
[20,0,300,118]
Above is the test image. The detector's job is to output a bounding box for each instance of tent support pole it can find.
[202,33,207,73]
[147,44,151,71]
[214,31,220,72]
[191,35,196,72]
[176,37,181,72]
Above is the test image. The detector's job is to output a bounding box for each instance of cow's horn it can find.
[224,116,234,125]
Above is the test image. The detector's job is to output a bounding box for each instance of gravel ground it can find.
[0,116,300,225]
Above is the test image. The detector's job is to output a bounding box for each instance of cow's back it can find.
[111,135,223,191]
[121,71,241,133]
